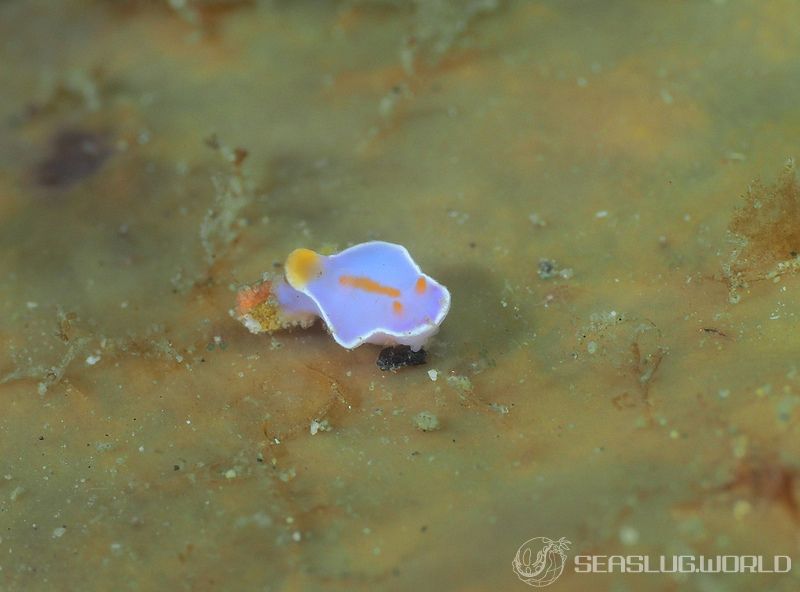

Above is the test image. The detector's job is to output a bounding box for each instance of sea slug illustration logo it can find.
[512,537,571,587]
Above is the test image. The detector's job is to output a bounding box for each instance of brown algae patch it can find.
[724,159,800,302]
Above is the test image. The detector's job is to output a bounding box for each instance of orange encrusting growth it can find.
[235,280,291,333]
[415,276,427,294]
[392,300,404,314]
[235,281,272,315]
[339,275,401,297]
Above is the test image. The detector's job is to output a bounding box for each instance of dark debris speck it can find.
[537,258,556,278]
[35,129,111,189]
[376,345,427,371]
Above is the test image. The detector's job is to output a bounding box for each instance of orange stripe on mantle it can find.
[339,275,401,297]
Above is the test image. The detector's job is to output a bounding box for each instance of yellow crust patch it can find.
[415,276,427,294]
[247,299,287,332]
[285,248,322,289]
[392,300,403,314]
[339,275,401,297]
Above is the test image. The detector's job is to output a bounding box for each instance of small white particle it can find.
[241,316,263,334]
[619,526,639,545]
[595,210,609,218]
[529,212,547,227]
[224,469,237,479]
[292,531,302,542]
[52,526,66,539]
[427,369,439,382]
[85,354,101,366]
[489,403,509,415]
[26,302,38,310]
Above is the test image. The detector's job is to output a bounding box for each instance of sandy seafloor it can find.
[1,1,800,591]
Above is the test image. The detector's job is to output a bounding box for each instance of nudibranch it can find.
[235,241,450,351]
